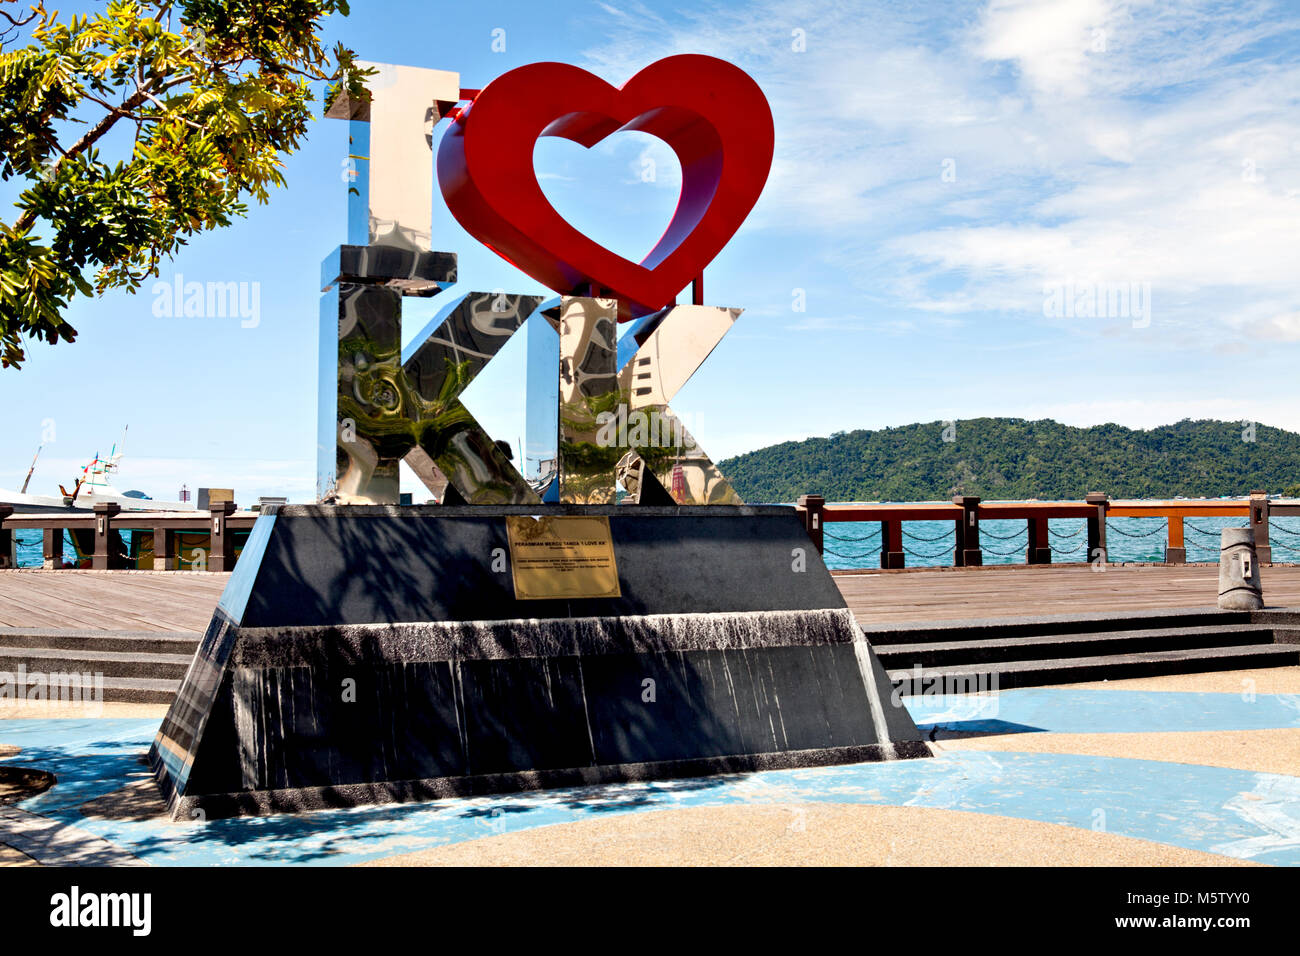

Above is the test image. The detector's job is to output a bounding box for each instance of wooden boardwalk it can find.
[836,564,1300,625]
[0,571,228,632]
[4,564,1300,632]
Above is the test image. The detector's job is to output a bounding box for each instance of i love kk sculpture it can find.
[317,55,772,507]
[151,54,924,821]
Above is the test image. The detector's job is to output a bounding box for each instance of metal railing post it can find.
[881,520,904,569]
[0,505,12,569]
[1251,490,1271,563]
[1027,515,1051,564]
[1165,515,1186,564]
[796,494,825,555]
[209,501,238,572]
[1086,492,1108,565]
[43,528,65,569]
[953,495,982,566]
[92,502,122,571]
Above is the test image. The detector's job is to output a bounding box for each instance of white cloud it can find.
[977,0,1114,98]
[1240,310,1300,342]
[583,0,1300,351]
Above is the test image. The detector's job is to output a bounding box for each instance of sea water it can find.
[10,514,1300,571]
[12,529,135,568]
[812,511,1300,571]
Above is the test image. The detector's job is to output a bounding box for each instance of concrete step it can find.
[0,628,201,656]
[0,644,193,680]
[98,676,181,703]
[863,607,1253,646]
[875,624,1276,668]
[889,643,1300,694]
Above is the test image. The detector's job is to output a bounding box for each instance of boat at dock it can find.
[0,428,194,514]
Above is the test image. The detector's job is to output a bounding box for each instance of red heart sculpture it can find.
[437,54,774,319]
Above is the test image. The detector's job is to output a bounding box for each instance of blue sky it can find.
[2,0,1299,502]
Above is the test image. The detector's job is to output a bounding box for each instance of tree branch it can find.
[12,71,199,233]
[0,2,39,30]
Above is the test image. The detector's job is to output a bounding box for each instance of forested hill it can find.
[718,418,1300,503]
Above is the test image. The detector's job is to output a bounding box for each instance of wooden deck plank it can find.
[3,564,1300,633]
[0,571,230,632]
[834,564,1300,624]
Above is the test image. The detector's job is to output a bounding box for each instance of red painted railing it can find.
[795,492,1291,568]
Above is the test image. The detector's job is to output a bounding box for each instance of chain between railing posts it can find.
[796,494,824,555]
[953,495,982,566]
[1086,492,1108,564]
[1251,490,1271,563]
[209,501,238,572]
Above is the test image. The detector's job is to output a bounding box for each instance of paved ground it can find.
[358,804,1258,867]
[942,728,1300,776]
[3,565,1298,866]
[2,666,1297,866]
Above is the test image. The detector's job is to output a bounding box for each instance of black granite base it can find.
[150,505,928,819]
[171,741,932,819]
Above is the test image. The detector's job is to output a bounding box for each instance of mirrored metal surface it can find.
[401,291,545,505]
[319,285,544,505]
[318,283,408,504]
[558,297,620,503]
[615,304,744,505]
[628,410,743,505]
[327,62,461,253]
[524,297,562,499]
[322,244,457,298]
[619,304,741,406]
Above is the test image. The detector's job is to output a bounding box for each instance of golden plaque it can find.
[505,515,621,600]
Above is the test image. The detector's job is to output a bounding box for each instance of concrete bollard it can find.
[1218,528,1263,610]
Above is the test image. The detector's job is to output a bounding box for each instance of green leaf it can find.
[0,0,359,370]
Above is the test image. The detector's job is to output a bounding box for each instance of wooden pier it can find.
[3,563,1298,703]
[0,570,228,632]
[0,503,256,571]
[8,563,1300,631]
[4,494,1297,575]
[835,563,1300,624]
[4,495,1300,697]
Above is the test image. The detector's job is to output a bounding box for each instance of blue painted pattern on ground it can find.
[1,694,1298,866]
[903,688,1300,734]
